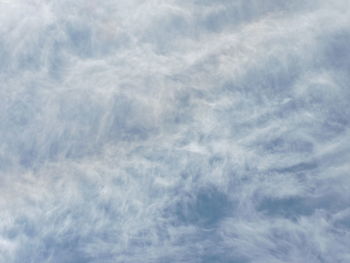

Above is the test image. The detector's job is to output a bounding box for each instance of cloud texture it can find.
[0,0,350,262]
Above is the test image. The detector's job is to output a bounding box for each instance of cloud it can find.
[0,0,350,262]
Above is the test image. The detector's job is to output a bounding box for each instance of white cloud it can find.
[0,0,350,262]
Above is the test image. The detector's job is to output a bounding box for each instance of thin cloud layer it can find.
[0,0,350,262]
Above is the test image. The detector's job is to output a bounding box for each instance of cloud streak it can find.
[0,0,350,262]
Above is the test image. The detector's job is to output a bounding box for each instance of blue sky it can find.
[0,0,350,262]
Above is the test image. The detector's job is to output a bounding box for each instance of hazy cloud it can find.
[0,0,350,262]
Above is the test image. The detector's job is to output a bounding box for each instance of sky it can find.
[0,0,350,262]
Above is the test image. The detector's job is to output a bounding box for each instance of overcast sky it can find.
[0,0,350,262]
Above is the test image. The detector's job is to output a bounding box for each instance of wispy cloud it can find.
[0,0,350,262]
